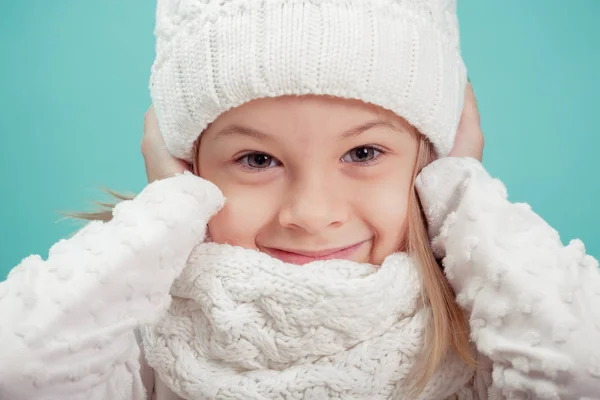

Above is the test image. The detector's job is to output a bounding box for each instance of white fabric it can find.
[141,243,473,400]
[150,0,467,161]
[1,158,600,400]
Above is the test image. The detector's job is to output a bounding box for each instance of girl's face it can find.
[198,95,419,265]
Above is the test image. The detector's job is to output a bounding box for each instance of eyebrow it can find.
[339,120,401,139]
[213,125,272,142]
[213,120,404,142]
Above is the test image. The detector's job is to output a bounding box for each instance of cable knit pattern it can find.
[141,244,474,400]
[0,173,224,400]
[150,0,467,161]
[416,157,600,400]
[1,158,599,399]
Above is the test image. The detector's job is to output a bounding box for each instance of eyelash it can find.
[234,145,387,171]
[235,152,281,172]
[341,145,386,165]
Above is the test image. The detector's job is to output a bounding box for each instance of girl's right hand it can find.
[141,105,191,183]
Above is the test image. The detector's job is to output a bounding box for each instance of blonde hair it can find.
[405,135,475,393]
[71,134,474,392]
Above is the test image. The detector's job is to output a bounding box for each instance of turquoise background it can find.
[1,1,598,278]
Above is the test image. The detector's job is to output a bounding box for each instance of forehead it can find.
[206,95,406,141]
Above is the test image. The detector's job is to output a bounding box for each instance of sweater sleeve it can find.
[0,173,224,400]
[415,157,600,400]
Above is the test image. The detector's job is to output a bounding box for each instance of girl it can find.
[1,0,599,399]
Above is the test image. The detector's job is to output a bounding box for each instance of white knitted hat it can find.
[150,0,467,161]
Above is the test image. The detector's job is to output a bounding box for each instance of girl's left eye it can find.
[341,146,383,164]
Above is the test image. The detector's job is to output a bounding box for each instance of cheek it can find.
[364,179,412,263]
[207,187,278,247]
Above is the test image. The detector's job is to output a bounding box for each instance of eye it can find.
[341,146,383,164]
[237,152,280,169]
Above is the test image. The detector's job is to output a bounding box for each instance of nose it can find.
[278,174,349,234]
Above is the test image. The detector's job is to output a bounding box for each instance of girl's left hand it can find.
[449,82,484,161]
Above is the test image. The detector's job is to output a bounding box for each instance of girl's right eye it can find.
[237,152,281,170]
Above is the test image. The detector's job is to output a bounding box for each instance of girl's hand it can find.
[141,105,191,183]
[449,82,485,161]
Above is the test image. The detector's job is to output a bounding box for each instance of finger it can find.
[143,105,162,138]
[141,105,169,157]
[462,83,480,121]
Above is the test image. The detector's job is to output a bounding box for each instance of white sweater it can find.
[1,157,599,400]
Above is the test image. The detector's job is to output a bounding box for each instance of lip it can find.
[263,241,368,265]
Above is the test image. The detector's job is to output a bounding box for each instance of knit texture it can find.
[2,159,600,399]
[141,243,474,400]
[150,0,467,161]
[417,158,600,400]
[0,172,225,400]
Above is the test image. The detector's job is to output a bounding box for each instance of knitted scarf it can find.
[141,243,474,399]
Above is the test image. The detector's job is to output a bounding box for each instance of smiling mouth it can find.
[262,241,368,265]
